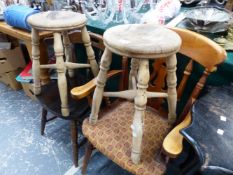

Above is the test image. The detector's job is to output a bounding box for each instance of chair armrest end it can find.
[71,70,123,100]
[162,112,192,158]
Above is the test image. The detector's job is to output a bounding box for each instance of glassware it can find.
[184,6,231,33]
[51,0,67,10]
[81,0,113,25]
[80,0,160,25]
[123,0,159,24]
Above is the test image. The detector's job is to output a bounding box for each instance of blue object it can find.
[3,5,40,31]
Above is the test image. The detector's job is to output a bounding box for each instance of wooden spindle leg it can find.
[82,141,94,175]
[41,108,47,135]
[71,120,78,167]
[31,28,41,95]
[179,68,210,122]
[166,54,177,124]
[131,59,150,164]
[89,48,112,124]
[129,58,139,89]
[54,32,69,117]
[63,31,74,77]
[81,26,99,76]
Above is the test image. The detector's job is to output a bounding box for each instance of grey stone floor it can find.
[0,82,201,175]
[0,82,131,175]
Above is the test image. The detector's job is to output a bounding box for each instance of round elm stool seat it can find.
[88,24,182,164]
[27,11,99,117]
[27,11,87,31]
[103,24,181,59]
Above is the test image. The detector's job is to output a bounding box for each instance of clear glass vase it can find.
[81,0,116,26]
[123,0,159,24]
[81,0,159,26]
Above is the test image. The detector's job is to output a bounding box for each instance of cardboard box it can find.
[21,82,36,100]
[0,69,22,90]
[0,47,26,74]
[0,33,8,42]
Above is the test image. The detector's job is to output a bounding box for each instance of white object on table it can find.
[141,0,181,24]
[166,12,186,27]
[0,1,6,15]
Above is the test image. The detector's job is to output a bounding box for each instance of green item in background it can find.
[75,10,233,117]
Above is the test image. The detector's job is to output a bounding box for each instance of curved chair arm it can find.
[162,112,192,158]
[71,70,123,100]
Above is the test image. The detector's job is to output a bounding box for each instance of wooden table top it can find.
[181,85,233,175]
[0,21,52,41]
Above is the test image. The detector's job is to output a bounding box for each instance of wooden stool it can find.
[89,24,181,164]
[27,11,99,116]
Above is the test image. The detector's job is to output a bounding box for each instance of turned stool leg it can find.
[63,31,74,78]
[131,59,150,164]
[129,58,139,90]
[54,32,69,117]
[81,26,99,76]
[31,28,41,95]
[89,48,112,124]
[166,54,177,124]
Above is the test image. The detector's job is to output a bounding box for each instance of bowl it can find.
[184,6,232,33]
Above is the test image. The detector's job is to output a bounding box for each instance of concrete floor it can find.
[0,82,131,175]
[0,82,201,175]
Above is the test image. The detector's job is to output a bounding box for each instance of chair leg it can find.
[156,148,169,164]
[71,120,78,167]
[41,108,47,135]
[82,141,94,175]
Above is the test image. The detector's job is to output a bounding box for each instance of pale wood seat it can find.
[27,11,86,31]
[77,24,181,175]
[104,24,181,59]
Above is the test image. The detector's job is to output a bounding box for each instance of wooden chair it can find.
[71,27,226,174]
[71,24,182,175]
[162,27,226,159]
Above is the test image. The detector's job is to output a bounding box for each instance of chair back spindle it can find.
[147,28,226,119]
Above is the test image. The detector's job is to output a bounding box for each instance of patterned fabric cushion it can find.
[83,101,172,175]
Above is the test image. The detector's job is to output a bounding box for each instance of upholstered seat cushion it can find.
[83,101,172,175]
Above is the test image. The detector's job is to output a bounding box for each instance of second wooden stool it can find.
[88,24,181,164]
[27,11,99,116]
